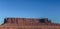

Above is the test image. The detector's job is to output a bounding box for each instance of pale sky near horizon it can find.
[0,0,60,25]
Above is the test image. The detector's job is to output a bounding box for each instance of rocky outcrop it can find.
[3,18,52,25]
[0,18,60,29]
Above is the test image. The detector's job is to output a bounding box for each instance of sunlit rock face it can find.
[0,18,60,29]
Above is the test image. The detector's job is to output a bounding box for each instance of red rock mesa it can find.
[0,18,60,29]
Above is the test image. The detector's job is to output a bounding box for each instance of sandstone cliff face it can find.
[0,18,60,29]
[3,18,50,25]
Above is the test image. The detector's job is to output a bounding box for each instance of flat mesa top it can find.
[0,18,60,29]
[1,18,59,26]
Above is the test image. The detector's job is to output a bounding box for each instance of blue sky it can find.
[0,0,60,25]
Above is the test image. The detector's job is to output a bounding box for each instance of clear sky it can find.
[0,0,60,25]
